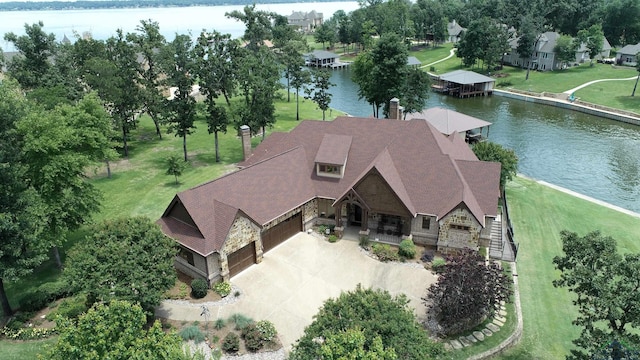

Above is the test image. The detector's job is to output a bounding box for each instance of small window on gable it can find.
[422,217,430,230]
[451,224,470,231]
[179,247,195,266]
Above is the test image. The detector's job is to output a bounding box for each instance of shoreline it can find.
[493,89,640,126]
[516,174,640,219]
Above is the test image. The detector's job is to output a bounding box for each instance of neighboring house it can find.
[287,10,323,32]
[407,56,421,67]
[616,42,640,66]
[157,103,501,284]
[503,31,612,71]
[447,20,466,43]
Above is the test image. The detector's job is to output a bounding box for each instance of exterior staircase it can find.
[489,216,503,260]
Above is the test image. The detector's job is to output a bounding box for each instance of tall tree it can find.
[352,33,408,118]
[602,0,640,46]
[235,46,281,140]
[162,34,197,162]
[554,34,579,68]
[553,230,640,360]
[83,30,141,158]
[194,30,238,162]
[290,285,445,359]
[577,24,605,66]
[127,20,167,140]
[457,17,510,71]
[63,217,177,314]
[3,21,57,90]
[314,22,337,49]
[279,39,308,103]
[290,61,312,121]
[305,68,334,121]
[0,80,47,317]
[400,67,430,118]
[17,94,114,268]
[226,4,275,52]
[632,53,640,97]
[47,300,190,360]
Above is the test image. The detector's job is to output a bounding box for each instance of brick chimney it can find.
[240,125,252,161]
[389,98,400,120]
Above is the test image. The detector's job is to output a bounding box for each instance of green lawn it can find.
[499,176,640,359]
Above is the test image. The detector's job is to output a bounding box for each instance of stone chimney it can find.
[240,125,252,161]
[389,98,400,120]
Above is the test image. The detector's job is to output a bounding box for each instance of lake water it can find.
[2,3,639,213]
[0,1,360,51]
[329,67,640,213]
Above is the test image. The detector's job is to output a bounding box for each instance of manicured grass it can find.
[0,338,55,360]
[499,176,640,359]
[409,43,454,65]
[574,79,640,113]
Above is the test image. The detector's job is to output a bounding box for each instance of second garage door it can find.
[262,212,302,253]
[227,242,256,277]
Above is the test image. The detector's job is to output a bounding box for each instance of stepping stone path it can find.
[446,303,508,350]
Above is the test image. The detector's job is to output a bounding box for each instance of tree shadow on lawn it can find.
[616,95,640,111]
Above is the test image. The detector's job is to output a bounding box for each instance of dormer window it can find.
[317,163,343,178]
[314,134,352,180]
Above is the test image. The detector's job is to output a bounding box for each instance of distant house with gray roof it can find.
[616,42,640,66]
[287,10,323,33]
[158,110,501,283]
[503,31,612,71]
[447,20,466,43]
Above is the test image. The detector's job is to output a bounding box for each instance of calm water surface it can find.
[329,68,640,213]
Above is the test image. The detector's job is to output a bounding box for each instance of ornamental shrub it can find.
[191,278,209,299]
[328,234,338,243]
[256,320,277,342]
[431,258,446,274]
[213,281,231,297]
[229,313,253,330]
[359,235,371,250]
[398,238,417,259]
[222,333,240,353]
[372,243,399,262]
[179,325,205,343]
[421,249,435,263]
[214,318,225,330]
[241,323,264,352]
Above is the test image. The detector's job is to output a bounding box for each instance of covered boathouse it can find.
[432,70,495,98]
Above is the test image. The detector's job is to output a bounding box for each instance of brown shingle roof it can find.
[162,116,500,253]
[315,134,352,165]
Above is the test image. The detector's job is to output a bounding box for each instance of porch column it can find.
[334,203,342,227]
[361,208,368,231]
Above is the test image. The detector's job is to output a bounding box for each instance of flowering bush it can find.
[255,320,277,342]
[0,326,58,340]
[213,281,232,297]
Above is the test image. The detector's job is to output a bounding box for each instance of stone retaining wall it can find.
[494,89,640,126]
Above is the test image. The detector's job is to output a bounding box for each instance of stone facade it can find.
[410,215,439,246]
[302,199,318,230]
[437,207,482,254]
[220,215,262,281]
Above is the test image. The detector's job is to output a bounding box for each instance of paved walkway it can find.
[156,233,437,351]
[421,48,457,69]
[563,75,639,94]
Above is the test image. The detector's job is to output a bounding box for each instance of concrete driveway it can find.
[157,232,437,351]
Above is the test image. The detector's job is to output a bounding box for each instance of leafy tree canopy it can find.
[553,230,640,360]
[63,217,177,314]
[46,300,193,360]
[290,285,444,360]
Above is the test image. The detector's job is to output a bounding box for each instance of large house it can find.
[503,31,612,71]
[447,20,466,43]
[616,42,640,66]
[157,103,501,284]
[287,10,323,33]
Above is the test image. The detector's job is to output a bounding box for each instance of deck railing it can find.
[502,188,519,261]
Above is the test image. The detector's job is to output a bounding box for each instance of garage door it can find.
[262,212,302,253]
[227,242,256,277]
